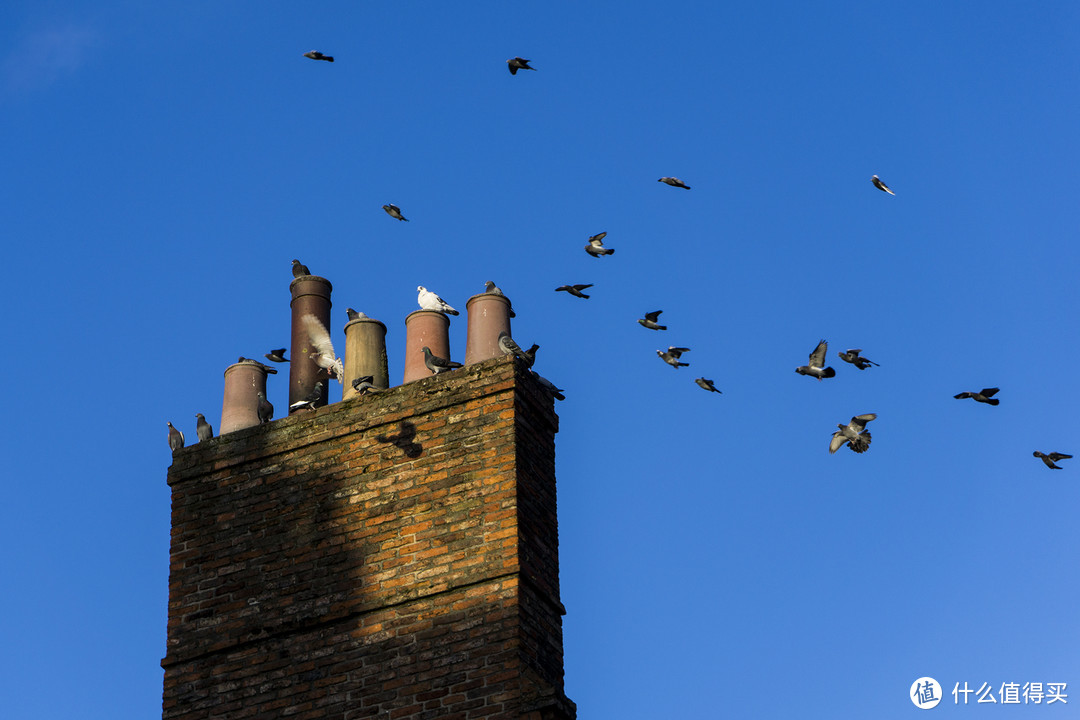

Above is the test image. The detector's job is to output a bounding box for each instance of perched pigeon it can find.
[658,346,691,368]
[695,377,721,394]
[954,388,1000,405]
[507,57,535,74]
[871,175,895,195]
[659,177,691,189]
[484,281,515,317]
[498,332,536,367]
[264,348,288,363]
[238,356,279,374]
[830,414,877,454]
[838,348,879,370]
[303,50,334,62]
[346,308,368,321]
[530,371,565,400]
[422,346,462,375]
[795,340,836,380]
[289,382,323,412]
[1034,451,1072,470]
[417,286,459,315]
[584,232,615,258]
[300,314,344,383]
[555,283,593,299]
[195,413,213,442]
[292,259,311,278]
[167,422,185,452]
[382,204,408,222]
[638,310,666,331]
[522,343,539,368]
[351,375,379,395]
[257,391,274,424]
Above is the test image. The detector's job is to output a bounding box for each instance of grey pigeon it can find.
[872,175,895,195]
[264,348,288,363]
[584,232,614,258]
[498,332,536,367]
[638,310,666,331]
[1034,451,1072,470]
[830,413,877,454]
[954,388,1000,405]
[289,381,323,412]
[167,422,185,452]
[257,391,274,424]
[351,375,379,395]
[658,346,691,368]
[382,204,408,222]
[507,57,535,74]
[417,286,459,315]
[695,377,721,394]
[239,356,279,374]
[555,283,592,299]
[422,346,462,375]
[530,371,565,400]
[659,177,690,189]
[303,50,334,62]
[346,308,368,321]
[195,413,213,442]
[838,348,879,370]
[484,281,515,317]
[292,259,311,278]
[795,340,836,380]
[300,314,344,383]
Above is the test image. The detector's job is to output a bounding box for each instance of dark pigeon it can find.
[530,370,565,400]
[659,177,690,189]
[264,348,288,363]
[658,346,690,368]
[1034,451,1072,470]
[795,340,836,380]
[556,283,593,299]
[695,377,721,394]
[292,259,311,278]
[638,310,666,331]
[584,232,614,258]
[239,356,279,374]
[507,57,535,74]
[289,382,323,412]
[954,388,1000,405]
[257,391,274,424]
[522,343,539,368]
[383,204,408,222]
[167,422,185,452]
[351,375,379,395]
[830,414,877,454]
[872,175,895,195]
[346,308,368,321]
[838,348,879,370]
[422,346,462,375]
[303,50,334,62]
[196,413,213,442]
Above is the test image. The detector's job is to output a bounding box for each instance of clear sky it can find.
[3,2,1079,718]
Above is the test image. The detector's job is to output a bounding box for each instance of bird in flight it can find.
[830,414,877,454]
[507,57,536,74]
[303,50,334,62]
[795,340,836,380]
[556,284,593,299]
[954,388,1000,405]
[837,348,879,370]
[871,175,895,195]
[659,177,691,189]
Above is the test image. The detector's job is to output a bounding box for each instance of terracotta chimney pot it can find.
[403,310,452,383]
[463,292,513,365]
[220,361,270,434]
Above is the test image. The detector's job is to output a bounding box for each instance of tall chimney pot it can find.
[403,309,452,383]
[463,292,513,366]
[289,275,334,412]
[343,317,389,399]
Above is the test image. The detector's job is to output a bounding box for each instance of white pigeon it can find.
[417,286,459,315]
[300,314,344,383]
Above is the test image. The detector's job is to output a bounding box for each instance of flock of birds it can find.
[167,52,1071,471]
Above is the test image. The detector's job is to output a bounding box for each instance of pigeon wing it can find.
[809,340,828,367]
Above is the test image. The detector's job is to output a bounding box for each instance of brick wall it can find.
[162,356,575,720]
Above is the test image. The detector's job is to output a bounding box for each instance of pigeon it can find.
[167,422,185,452]
[838,349,879,370]
[954,388,1000,405]
[659,177,691,189]
[422,346,462,375]
[417,286,459,315]
[657,346,691,368]
[871,175,895,195]
[351,375,379,395]
[1033,451,1072,470]
[795,340,836,380]
[498,332,536,367]
[483,281,515,317]
[292,259,311,278]
[507,57,535,74]
[257,391,274,424]
[346,308,368,321]
[830,414,877,454]
[521,344,539,368]
[584,232,615,258]
[555,284,593,299]
[264,348,288,363]
[289,382,323,412]
[382,204,408,222]
[303,50,334,62]
[530,371,565,400]
[238,357,279,374]
[196,413,213,442]
[300,314,344,383]
[695,378,721,393]
[638,310,666,331]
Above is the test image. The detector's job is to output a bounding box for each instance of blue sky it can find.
[3,2,1080,718]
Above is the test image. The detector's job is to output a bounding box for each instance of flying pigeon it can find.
[264,348,288,363]
[422,346,462,375]
[351,375,379,395]
[830,413,877,454]
[167,422,185,452]
[382,204,408,222]
[196,413,213,442]
[954,388,1000,405]
[300,314,344,383]
[484,281,515,317]
[1033,451,1072,470]
[659,177,691,189]
[795,340,836,380]
[417,286,459,315]
[507,57,535,74]
[838,349,879,370]
[555,284,593,299]
[238,356,279,374]
[530,371,565,400]
[303,50,334,62]
[638,310,666,331]
[871,175,895,195]
[584,232,614,258]
[695,377,721,394]
[658,346,691,368]
[292,259,311,278]
[346,308,368,321]
[289,382,323,412]
[257,391,274,424]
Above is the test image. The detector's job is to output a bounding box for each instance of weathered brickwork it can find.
[162,357,575,720]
